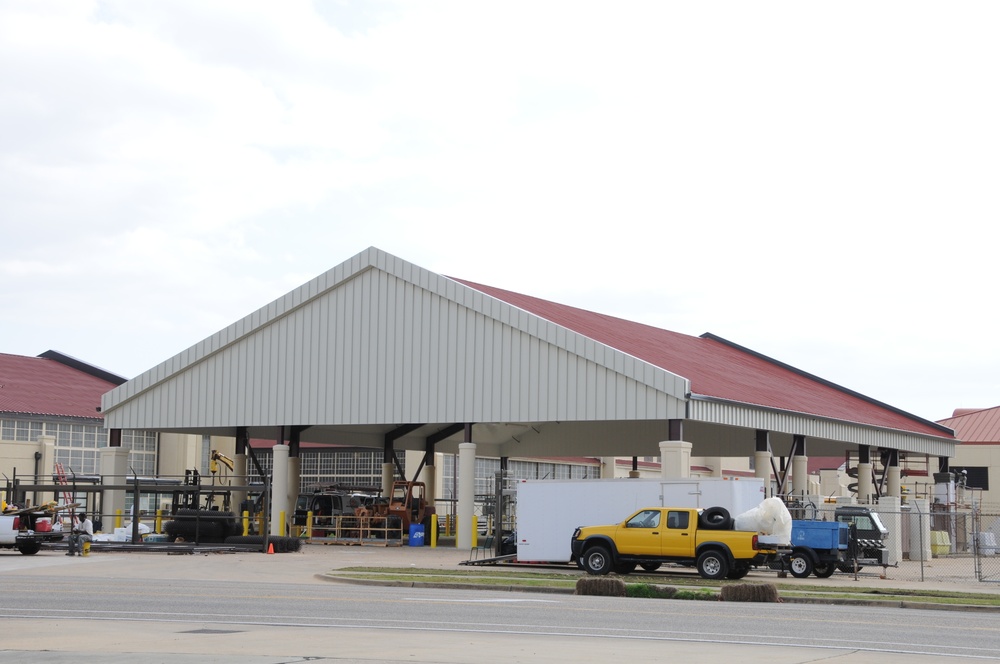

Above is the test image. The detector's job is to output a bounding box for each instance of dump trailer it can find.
[514,478,768,563]
[783,520,850,578]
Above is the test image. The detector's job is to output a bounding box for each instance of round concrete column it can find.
[457,442,476,549]
[287,455,301,516]
[269,444,289,537]
[857,462,873,504]
[792,454,809,498]
[754,450,771,489]
[887,464,901,498]
[381,463,394,497]
[232,453,247,514]
[659,441,692,479]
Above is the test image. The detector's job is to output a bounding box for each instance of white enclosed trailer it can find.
[513,477,768,563]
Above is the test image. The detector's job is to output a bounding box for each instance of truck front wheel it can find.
[582,545,613,575]
[788,552,814,578]
[696,550,729,580]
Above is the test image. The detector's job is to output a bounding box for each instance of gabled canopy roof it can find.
[100,247,956,459]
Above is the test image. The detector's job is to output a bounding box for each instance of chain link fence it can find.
[827,506,1000,584]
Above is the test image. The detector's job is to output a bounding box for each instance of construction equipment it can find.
[370,480,435,535]
[209,450,235,475]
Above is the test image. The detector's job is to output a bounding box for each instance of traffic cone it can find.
[267,542,274,554]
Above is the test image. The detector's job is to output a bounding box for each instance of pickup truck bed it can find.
[1,512,65,555]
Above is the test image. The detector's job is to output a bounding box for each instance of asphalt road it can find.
[2,547,1000,663]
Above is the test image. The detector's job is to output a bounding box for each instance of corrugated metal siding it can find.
[102,248,689,430]
[689,399,955,456]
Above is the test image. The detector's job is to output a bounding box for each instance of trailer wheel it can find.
[582,545,613,575]
[813,563,835,578]
[698,506,733,530]
[639,562,661,572]
[17,541,42,555]
[696,549,729,580]
[788,552,814,578]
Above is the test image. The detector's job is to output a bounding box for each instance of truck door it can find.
[618,509,663,557]
[661,509,693,558]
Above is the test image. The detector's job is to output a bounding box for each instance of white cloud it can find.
[0,1,997,421]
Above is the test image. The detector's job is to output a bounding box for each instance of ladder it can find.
[54,462,75,511]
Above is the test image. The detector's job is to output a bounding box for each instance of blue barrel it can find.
[408,524,425,546]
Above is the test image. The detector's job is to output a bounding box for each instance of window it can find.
[666,511,689,529]
[627,510,660,528]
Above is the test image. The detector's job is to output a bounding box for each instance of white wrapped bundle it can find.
[733,497,792,542]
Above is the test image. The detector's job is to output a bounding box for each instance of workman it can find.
[67,512,93,556]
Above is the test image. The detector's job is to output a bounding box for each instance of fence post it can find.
[917,502,925,582]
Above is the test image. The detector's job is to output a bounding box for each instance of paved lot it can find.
[4,543,1000,663]
[10,539,997,597]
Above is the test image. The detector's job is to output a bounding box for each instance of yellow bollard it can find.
[430,514,437,548]
[306,510,313,539]
[242,510,250,536]
[155,509,163,534]
[279,510,286,537]
[471,515,478,548]
[115,509,122,529]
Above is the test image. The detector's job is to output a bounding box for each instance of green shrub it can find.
[626,583,678,599]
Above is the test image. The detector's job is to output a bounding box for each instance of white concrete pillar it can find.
[39,436,56,505]
[857,462,874,504]
[659,441,692,478]
[287,455,301,514]
[99,446,130,532]
[419,462,436,509]
[704,456,723,478]
[457,442,476,549]
[382,462,394,497]
[878,495,902,566]
[598,457,613,478]
[270,444,289,537]
[887,464,901,499]
[232,452,248,514]
[792,454,809,498]
[754,450,772,493]
[907,498,933,562]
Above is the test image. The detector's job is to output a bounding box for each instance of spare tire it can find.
[698,506,733,530]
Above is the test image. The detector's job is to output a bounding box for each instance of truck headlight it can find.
[572,527,581,539]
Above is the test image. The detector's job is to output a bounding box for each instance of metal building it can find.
[100,247,957,546]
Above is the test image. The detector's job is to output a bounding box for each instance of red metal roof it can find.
[939,407,1000,444]
[451,278,951,439]
[0,353,120,420]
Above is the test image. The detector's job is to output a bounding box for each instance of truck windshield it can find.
[627,510,660,528]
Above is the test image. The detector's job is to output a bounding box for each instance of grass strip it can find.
[330,566,1000,606]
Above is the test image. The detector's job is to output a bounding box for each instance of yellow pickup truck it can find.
[570,506,779,580]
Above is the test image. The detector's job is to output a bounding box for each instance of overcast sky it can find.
[2,1,997,424]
